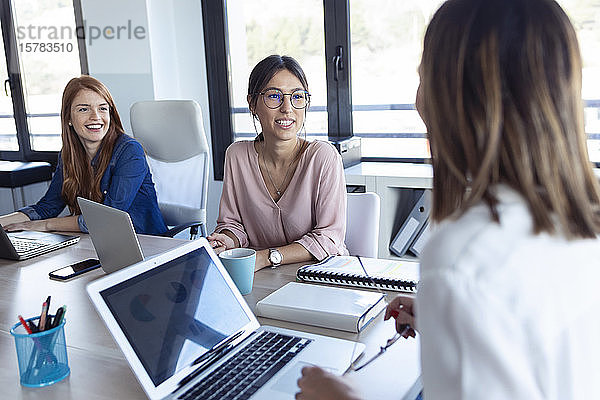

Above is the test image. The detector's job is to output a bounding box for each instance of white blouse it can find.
[417,185,600,399]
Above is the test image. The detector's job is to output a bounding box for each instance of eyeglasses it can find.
[343,256,412,375]
[257,88,310,109]
[345,325,410,373]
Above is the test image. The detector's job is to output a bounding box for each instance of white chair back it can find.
[130,100,210,236]
[345,192,381,258]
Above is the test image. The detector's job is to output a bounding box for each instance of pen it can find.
[20,314,40,379]
[18,315,33,334]
[39,301,48,332]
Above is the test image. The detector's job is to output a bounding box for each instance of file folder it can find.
[390,190,431,257]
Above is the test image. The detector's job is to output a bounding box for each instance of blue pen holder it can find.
[10,316,70,387]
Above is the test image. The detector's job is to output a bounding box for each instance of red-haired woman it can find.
[0,75,167,235]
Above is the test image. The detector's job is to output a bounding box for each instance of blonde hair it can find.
[420,0,600,238]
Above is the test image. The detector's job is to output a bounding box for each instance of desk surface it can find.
[0,235,420,400]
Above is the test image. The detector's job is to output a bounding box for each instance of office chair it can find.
[345,192,381,258]
[130,100,210,239]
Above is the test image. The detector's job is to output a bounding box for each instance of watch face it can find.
[270,249,282,264]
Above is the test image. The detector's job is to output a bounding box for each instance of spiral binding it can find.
[297,267,417,292]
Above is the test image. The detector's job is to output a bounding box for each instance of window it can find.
[203,0,600,179]
[0,25,18,151]
[0,0,84,162]
[560,1,600,163]
[349,0,443,159]
[226,0,328,141]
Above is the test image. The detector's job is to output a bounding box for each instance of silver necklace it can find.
[262,138,299,197]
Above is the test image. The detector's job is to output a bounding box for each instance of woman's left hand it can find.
[206,232,235,254]
[3,220,49,232]
[296,366,362,400]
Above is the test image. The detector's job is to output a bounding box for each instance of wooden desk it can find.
[0,235,420,400]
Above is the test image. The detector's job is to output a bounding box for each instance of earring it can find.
[68,122,72,126]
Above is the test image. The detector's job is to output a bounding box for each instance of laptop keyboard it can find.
[179,331,311,400]
[10,238,46,254]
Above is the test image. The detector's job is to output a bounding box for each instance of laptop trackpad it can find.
[270,362,336,394]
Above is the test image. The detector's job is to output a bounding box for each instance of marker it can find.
[44,296,52,330]
[18,315,33,334]
[389,308,411,334]
[39,301,48,332]
[28,321,39,333]
[389,303,404,319]
[52,305,66,328]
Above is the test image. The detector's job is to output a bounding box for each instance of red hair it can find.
[60,75,125,214]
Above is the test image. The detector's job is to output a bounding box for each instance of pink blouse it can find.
[215,140,348,260]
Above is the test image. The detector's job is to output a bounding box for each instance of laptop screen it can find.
[100,246,251,386]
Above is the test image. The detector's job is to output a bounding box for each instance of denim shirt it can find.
[19,134,168,235]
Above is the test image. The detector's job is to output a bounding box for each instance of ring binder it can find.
[296,256,420,293]
[390,190,431,257]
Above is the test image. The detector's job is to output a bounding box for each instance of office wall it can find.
[145,0,222,233]
[80,0,222,233]
[80,0,155,134]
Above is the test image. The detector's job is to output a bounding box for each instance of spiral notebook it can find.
[296,256,419,292]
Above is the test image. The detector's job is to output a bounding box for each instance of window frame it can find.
[324,0,353,140]
[202,0,357,180]
[201,1,600,178]
[0,0,87,166]
[200,0,233,182]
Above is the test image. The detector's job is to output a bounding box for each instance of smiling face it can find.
[250,69,306,143]
[69,89,111,156]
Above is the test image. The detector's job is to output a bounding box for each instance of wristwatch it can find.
[268,248,283,268]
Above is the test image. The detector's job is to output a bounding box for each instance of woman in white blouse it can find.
[296,0,600,399]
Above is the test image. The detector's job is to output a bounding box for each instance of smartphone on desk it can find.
[49,258,101,281]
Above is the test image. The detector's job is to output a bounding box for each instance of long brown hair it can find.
[420,0,600,238]
[60,75,125,214]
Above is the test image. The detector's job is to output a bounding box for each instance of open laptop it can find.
[0,225,79,261]
[77,197,144,274]
[87,238,365,400]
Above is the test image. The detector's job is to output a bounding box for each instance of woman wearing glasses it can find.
[297,0,600,398]
[0,75,167,235]
[208,55,348,271]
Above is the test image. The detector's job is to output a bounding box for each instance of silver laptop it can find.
[87,238,364,400]
[77,197,144,274]
[0,225,79,261]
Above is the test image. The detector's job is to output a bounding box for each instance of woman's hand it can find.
[206,232,236,254]
[384,296,417,338]
[3,219,49,232]
[0,211,30,228]
[296,366,362,400]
